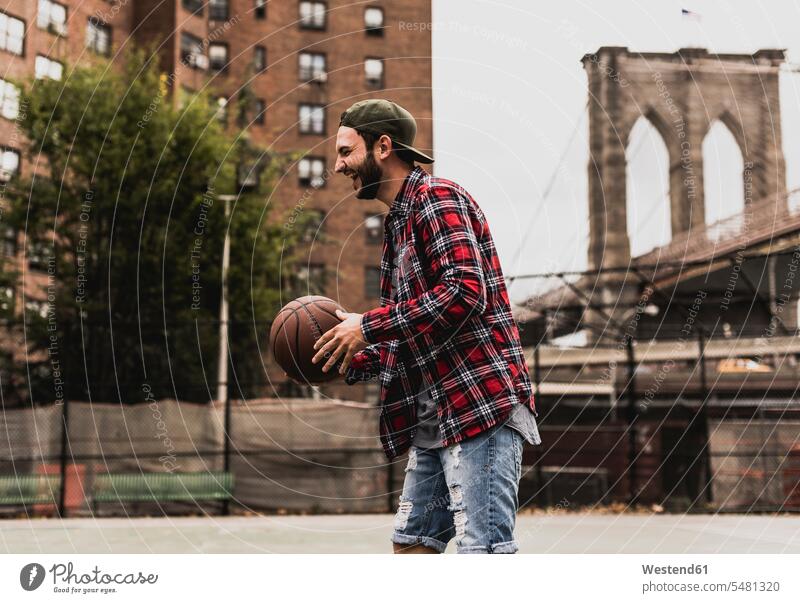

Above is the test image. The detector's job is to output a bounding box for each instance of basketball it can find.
[269,295,347,384]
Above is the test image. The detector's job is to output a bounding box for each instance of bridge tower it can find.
[582,46,786,268]
[584,47,786,271]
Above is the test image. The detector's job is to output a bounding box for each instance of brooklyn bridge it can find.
[513,47,800,512]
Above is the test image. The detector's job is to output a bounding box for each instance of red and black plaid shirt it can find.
[346,166,536,459]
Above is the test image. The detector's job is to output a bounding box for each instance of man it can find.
[311,99,540,554]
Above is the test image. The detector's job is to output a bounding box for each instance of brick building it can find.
[0,0,433,401]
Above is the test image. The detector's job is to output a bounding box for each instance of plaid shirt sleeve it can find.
[344,344,381,384]
[359,185,487,344]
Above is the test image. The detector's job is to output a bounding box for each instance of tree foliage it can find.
[4,47,309,404]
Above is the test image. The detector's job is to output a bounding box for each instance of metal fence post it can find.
[222,394,232,516]
[697,329,713,503]
[533,344,545,507]
[58,398,69,518]
[218,194,233,517]
[626,336,638,505]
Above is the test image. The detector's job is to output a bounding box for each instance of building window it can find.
[299,1,326,30]
[298,52,326,82]
[364,58,384,87]
[209,42,228,71]
[25,298,49,319]
[2,227,16,257]
[255,0,267,19]
[209,0,229,21]
[0,286,14,314]
[180,32,207,70]
[35,55,63,80]
[0,12,25,56]
[302,209,325,243]
[364,7,384,35]
[38,0,67,36]
[237,162,259,189]
[298,157,325,188]
[86,18,111,56]
[364,214,383,244]
[297,264,326,296]
[253,98,265,125]
[215,96,228,123]
[298,103,325,135]
[182,0,203,14]
[27,240,50,272]
[253,46,266,72]
[364,267,381,298]
[0,79,20,120]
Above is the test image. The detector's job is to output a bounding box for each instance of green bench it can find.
[0,474,60,505]
[92,471,234,508]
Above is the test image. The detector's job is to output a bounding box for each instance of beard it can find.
[354,151,383,200]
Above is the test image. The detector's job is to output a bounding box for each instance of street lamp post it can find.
[216,193,235,516]
[216,194,234,407]
[217,144,264,514]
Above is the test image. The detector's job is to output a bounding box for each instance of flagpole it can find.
[680,8,703,49]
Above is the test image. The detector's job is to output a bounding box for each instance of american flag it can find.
[681,8,702,20]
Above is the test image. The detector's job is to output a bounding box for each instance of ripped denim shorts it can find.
[391,423,523,554]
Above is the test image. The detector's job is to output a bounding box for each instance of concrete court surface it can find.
[2,514,800,554]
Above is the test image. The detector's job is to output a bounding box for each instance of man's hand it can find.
[311,309,368,374]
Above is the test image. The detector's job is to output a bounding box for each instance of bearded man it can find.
[312,99,541,554]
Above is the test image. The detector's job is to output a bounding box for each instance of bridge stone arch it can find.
[625,113,673,254]
[713,109,747,159]
[583,46,786,270]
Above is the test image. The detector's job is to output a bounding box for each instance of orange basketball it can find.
[269,295,347,383]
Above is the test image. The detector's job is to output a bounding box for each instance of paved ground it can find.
[2,514,800,553]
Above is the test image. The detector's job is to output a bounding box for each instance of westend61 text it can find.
[642,564,708,575]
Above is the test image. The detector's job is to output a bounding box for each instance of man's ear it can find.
[377,134,392,159]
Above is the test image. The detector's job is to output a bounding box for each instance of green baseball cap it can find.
[339,99,434,164]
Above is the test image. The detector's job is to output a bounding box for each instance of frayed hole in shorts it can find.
[405,448,417,472]
[394,498,413,531]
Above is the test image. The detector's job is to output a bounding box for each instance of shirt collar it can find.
[388,166,428,217]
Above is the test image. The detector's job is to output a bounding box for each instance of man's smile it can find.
[346,171,360,190]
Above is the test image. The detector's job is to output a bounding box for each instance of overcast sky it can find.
[430,0,800,303]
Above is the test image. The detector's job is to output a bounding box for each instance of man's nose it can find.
[334,157,346,173]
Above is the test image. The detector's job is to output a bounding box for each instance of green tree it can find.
[5,47,310,405]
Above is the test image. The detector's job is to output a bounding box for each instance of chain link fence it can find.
[3,400,800,517]
[0,398,402,517]
[710,420,800,512]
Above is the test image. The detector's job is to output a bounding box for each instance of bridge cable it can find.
[506,100,589,292]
